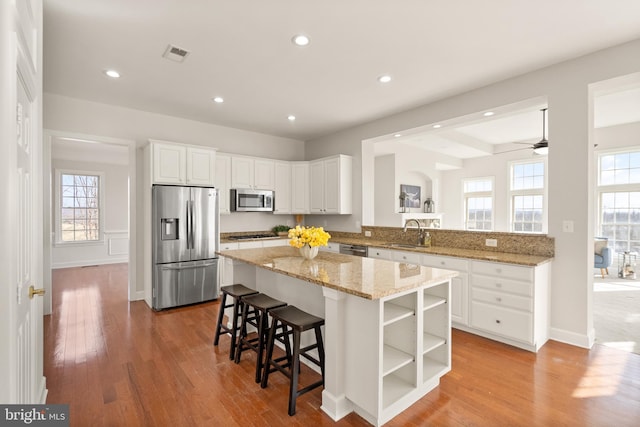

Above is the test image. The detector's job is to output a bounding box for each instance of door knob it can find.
[28,285,45,299]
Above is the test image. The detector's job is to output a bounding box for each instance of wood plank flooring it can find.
[45,264,640,426]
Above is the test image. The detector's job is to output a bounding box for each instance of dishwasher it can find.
[339,244,368,257]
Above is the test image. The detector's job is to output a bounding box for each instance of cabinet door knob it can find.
[440,261,445,265]
[496,297,502,302]
[495,319,501,324]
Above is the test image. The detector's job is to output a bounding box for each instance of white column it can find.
[320,287,354,420]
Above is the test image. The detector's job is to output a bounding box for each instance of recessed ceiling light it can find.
[394,134,402,138]
[483,111,494,117]
[212,96,224,103]
[433,124,441,129]
[292,34,310,47]
[378,75,392,83]
[288,115,296,121]
[104,69,120,78]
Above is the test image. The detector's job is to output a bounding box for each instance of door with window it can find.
[0,0,45,403]
[597,150,640,255]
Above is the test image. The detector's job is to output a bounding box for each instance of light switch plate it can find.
[485,239,497,247]
[364,231,372,237]
[562,220,574,233]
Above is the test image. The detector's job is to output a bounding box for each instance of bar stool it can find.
[234,293,288,382]
[261,305,325,416]
[213,284,259,359]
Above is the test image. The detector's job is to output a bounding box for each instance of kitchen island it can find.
[217,245,458,426]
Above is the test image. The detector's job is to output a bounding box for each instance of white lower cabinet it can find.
[468,260,550,352]
[345,279,450,425]
[421,255,469,327]
[320,242,340,253]
[218,242,238,287]
[219,240,288,286]
[368,246,551,352]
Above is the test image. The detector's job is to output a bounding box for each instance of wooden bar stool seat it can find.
[234,293,288,382]
[260,305,325,416]
[213,284,259,359]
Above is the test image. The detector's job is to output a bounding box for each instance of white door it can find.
[0,0,46,404]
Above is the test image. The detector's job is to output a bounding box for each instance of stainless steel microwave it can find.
[230,189,274,212]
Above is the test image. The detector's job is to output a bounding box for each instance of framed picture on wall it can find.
[400,184,421,208]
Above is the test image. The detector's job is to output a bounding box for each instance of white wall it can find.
[439,149,543,230]
[374,148,442,227]
[306,38,640,348]
[50,158,129,268]
[43,94,306,296]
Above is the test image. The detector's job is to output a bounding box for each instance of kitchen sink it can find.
[385,243,421,248]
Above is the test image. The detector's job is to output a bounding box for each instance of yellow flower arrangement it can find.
[288,225,331,248]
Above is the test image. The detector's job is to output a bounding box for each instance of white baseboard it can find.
[51,257,128,269]
[131,290,145,302]
[549,327,594,349]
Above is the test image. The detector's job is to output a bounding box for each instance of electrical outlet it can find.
[562,220,574,233]
[364,231,372,237]
[485,238,497,247]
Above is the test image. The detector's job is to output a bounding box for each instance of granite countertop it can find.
[216,246,458,300]
[219,235,553,267]
[333,237,553,266]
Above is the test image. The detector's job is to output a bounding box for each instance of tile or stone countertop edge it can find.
[217,246,459,300]
[329,237,553,267]
[218,236,553,266]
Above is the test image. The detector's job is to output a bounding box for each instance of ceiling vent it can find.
[162,44,190,63]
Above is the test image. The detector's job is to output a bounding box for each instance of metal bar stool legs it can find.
[213,284,259,359]
[260,305,325,416]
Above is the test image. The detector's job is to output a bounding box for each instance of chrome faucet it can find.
[403,219,427,246]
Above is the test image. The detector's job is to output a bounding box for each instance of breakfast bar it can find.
[217,245,458,426]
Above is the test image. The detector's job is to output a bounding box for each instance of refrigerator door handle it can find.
[160,261,218,271]
[186,200,191,249]
[190,200,195,249]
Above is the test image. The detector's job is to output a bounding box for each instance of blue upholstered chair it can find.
[594,238,612,278]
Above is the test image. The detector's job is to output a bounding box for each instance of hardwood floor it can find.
[45,264,640,426]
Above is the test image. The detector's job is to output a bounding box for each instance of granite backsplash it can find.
[330,226,554,257]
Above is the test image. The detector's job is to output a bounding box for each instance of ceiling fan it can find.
[496,108,548,155]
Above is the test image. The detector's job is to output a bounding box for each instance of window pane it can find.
[60,173,101,242]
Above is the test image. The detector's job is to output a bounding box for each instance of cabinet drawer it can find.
[472,275,532,297]
[422,255,469,272]
[321,242,340,253]
[219,242,239,251]
[471,301,532,343]
[472,288,532,311]
[393,250,421,264]
[262,239,288,247]
[471,261,532,281]
[369,248,393,260]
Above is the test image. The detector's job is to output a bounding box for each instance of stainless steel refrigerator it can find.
[152,185,219,310]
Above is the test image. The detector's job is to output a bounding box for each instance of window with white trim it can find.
[510,160,546,233]
[597,149,640,254]
[56,170,104,243]
[463,177,494,231]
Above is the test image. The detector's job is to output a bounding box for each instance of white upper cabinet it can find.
[231,156,275,190]
[291,161,310,214]
[273,161,291,214]
[152,142,186,184]
[150,140,216,186]
[254,158,275,189]
[215,154,232,214]
[310,155,352,214]
[186,146,217,186]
